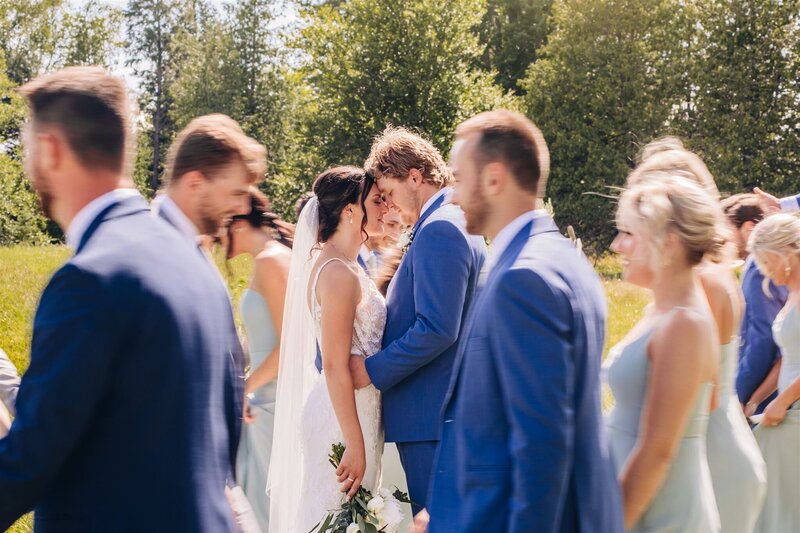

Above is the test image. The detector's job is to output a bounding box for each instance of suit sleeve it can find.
[779,194,800,212]
[0,265,120,528]
[736,274,787,404]
[491,269,575,532]
[365,220,473,391]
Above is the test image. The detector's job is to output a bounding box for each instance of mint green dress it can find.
[754,303,800,533]
[605,315,720,533]
[707,340,767,532]
[236,288,279,532]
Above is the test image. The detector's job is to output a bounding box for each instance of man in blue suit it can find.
[0,67,237,531]
[426,110,623,532]
[350,127,487,514]
[722,194,789,414]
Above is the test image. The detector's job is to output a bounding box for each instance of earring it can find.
[348,211,353,225]
[785,265,792,277]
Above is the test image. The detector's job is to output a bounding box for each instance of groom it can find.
[426,110,623,532]
[0,67,238,531]
[350,127,487,513]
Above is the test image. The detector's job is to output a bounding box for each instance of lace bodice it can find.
[311,258,387,358]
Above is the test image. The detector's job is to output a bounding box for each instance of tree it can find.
[125,0,180,193]
[678,0,800,196]
[59,0,123,68]
[297,0,513,169]
[522,0,689,250]
[0,53,48,245]
[0,0,63,84]
[476,0,553,94]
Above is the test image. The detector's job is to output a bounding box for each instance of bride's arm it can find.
[317,261,365,498]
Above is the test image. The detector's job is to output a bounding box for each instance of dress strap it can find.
[310,258,357,312]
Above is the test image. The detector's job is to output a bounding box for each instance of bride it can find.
[268,166,389,533]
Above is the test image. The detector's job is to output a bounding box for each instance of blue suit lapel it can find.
[444,214,561,405]
[385,189,449,298]
[408,190,448,247]
[76,196,149,254]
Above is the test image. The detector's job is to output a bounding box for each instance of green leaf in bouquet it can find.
[356,514,378,533]
[392,487,412,504]
[317,512,334,533]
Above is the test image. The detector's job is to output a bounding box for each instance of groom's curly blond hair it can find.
[364,126,452,188]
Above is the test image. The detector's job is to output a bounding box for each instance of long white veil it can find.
[268,196,321,533]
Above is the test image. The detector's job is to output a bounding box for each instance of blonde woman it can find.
[629,142,767,532]
[748,213,800,533]
[605,175,723,531]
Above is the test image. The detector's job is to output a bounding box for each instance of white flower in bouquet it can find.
[366,495,385,514]
[377,497,405,532]
[345,523,359,533]
[378,487,393,500]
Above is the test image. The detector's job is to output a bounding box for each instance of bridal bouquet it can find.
[310,443,411,533]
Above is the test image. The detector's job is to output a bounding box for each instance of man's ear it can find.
[183,170,206,192]
[483,162,506,197]
[38,132,62,175]
[408,168,423,188]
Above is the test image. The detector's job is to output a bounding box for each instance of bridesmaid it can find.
[227,187,293,532]
[630,143,767,531]
[748,213,800,533]
[605,174,722,532]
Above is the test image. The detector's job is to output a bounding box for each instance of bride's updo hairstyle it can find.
[617,174,727,271]
[311,165,377,243]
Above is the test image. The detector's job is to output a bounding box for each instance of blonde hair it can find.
[617,174,727,271]
[364,126,452,188]
[748,213,800,293]
[629,138,720,200]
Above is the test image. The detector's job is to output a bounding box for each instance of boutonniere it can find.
[398,227,416,255]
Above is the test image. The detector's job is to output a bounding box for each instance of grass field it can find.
[0,245,648,531]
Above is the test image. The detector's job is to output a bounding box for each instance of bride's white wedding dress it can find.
[297,258,387,532]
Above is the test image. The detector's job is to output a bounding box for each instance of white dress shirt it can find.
[779,195,800,213]
[155,195,201,243]
[419,187,449,219]
[485,210,546,273]
[65,188,140,249]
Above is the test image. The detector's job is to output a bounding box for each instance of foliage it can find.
[297,0,514,168]
[476,0,553,94]
[677,0,800,197]
[522,0,689,251]
[0,56,48,245]
[125,0,181,192]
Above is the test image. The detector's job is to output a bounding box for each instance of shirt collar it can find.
[359,244,372,263]
[65,188,140,249]
[419,187,449,220]
[157,194,201,244]
[486,209,546,272]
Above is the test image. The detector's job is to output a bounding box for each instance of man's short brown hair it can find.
[19,66,134,174]
[455,109,550,197]
[364,126,452,188]
[165,114,267,185]
[721,193,764,228]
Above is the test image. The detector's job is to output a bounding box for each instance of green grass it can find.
[0,246,647,531]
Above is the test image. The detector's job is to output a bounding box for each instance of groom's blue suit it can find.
[0,195,238,532]
[428,214,623,533]
[365,191,486,512]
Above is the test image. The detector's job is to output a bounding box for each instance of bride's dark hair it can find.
[312,165,376,243]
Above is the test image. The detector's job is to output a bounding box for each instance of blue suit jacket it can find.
[737,257,788,412]
[365,193,487,442]
[157,206,245,472]
[428,215,623,533]
[0,196,236,532]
